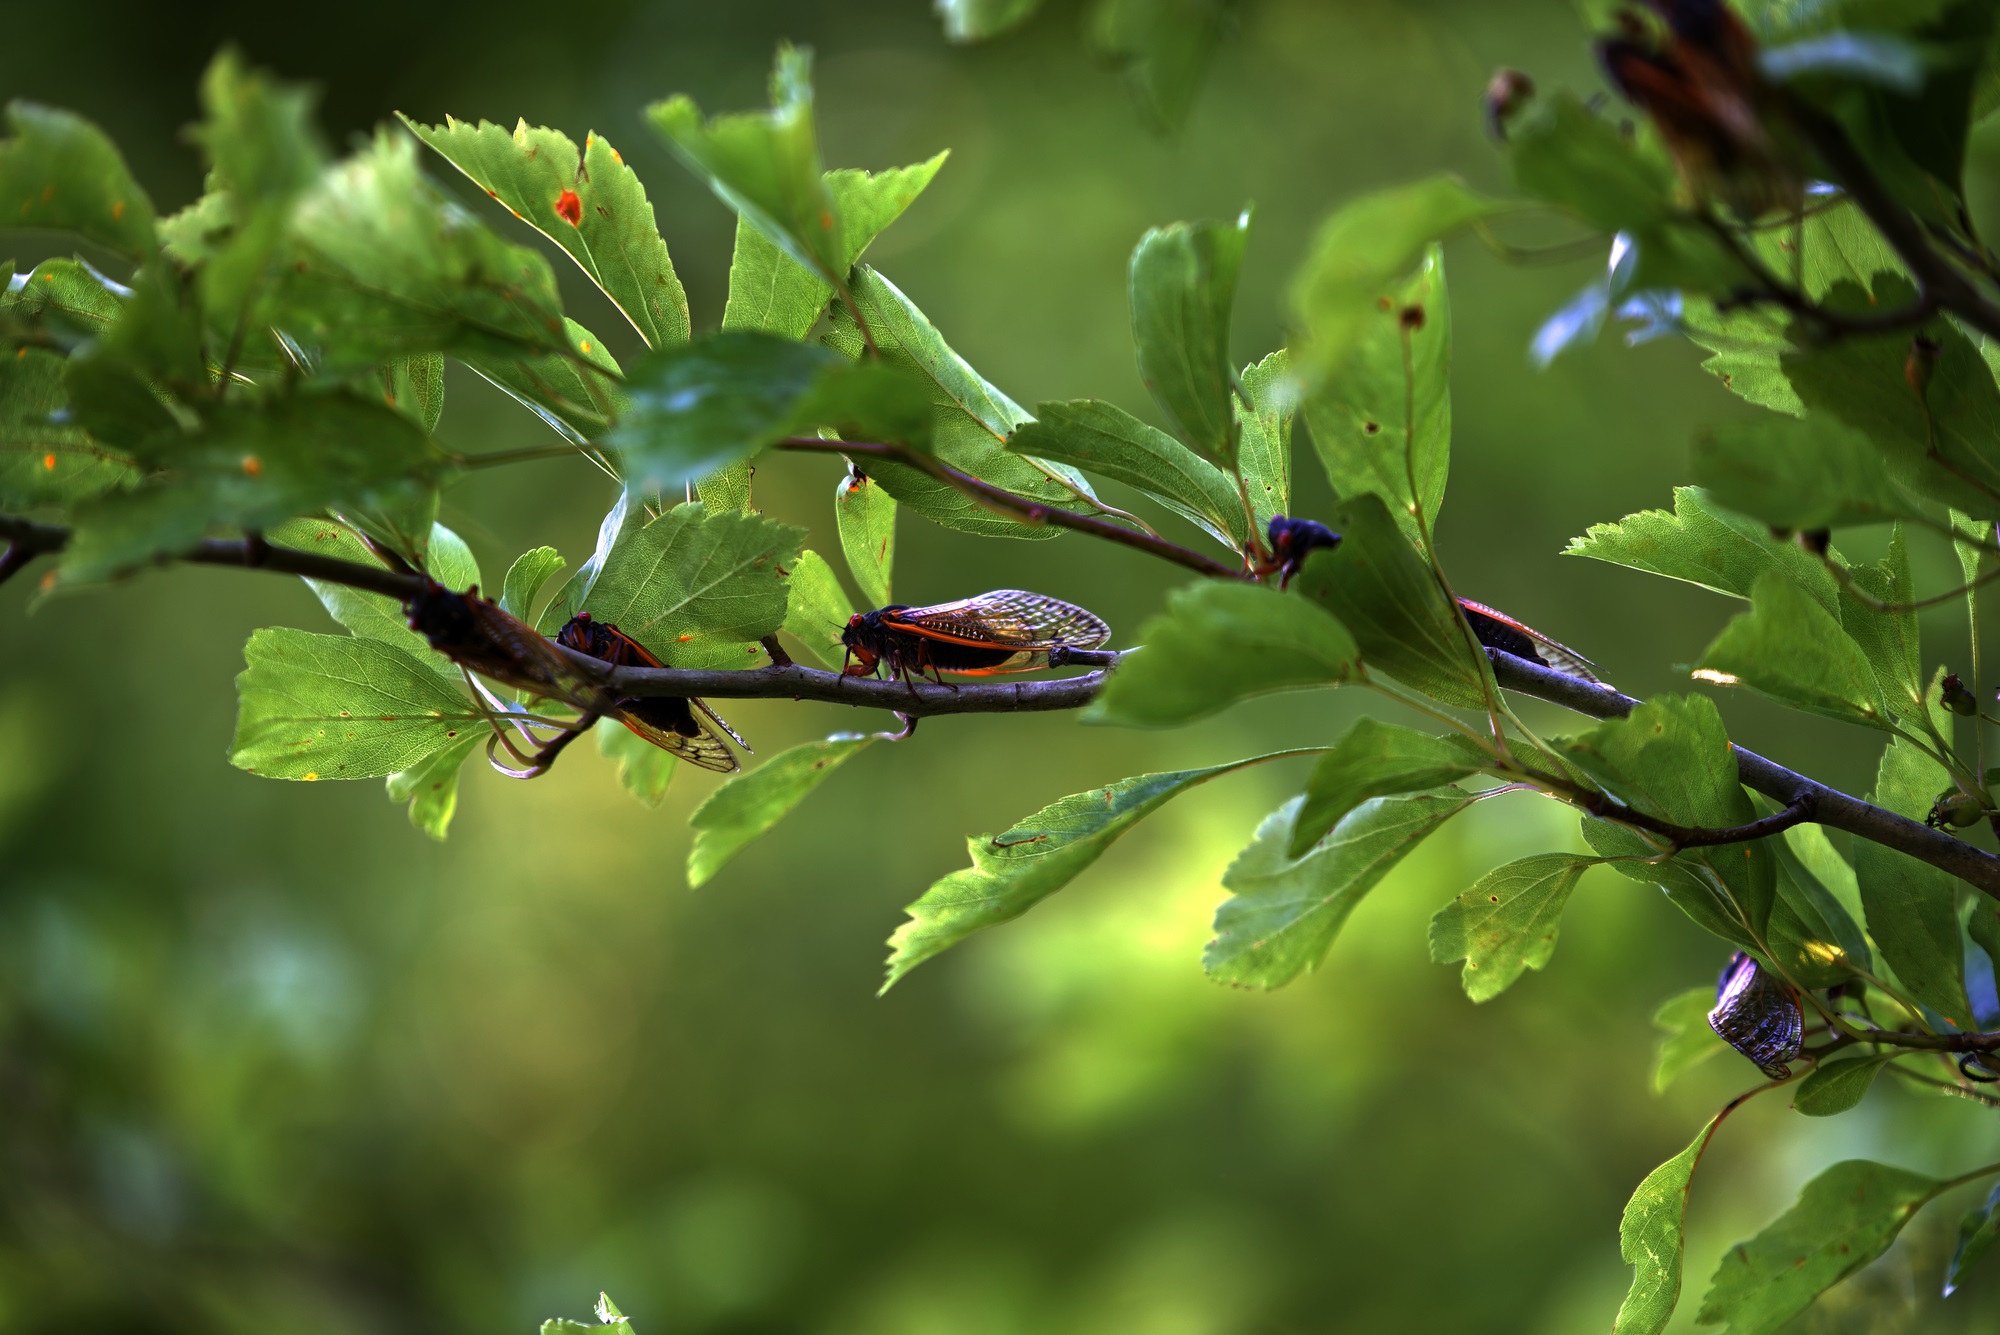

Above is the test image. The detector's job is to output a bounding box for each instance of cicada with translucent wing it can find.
[555,613,746,774]
[841,589,1113,686]
[1708,952,1803,1080]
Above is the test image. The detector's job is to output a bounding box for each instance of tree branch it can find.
[1486,648,2000,899]
[775,437,1246,581]
[560,651,1116,717]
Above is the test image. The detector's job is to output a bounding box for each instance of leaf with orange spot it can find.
[0,102,157,259]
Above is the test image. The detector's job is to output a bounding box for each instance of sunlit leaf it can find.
[1696,1160,1945,1333]
[1090,0,1237,132]
[268,517,477,675]
[780,549,856,668]
[834,466,895,608]
[1696,572,1892,731]
[1006,398,1246,548]
[1088,581,1358,728]
[500,546,566,623]
[1288,718,1482,857]
[1289,491,1488,709]
[1611,1113,1718,1335]
[1565,486,1840,610]
[1206,790,1472,988]
[885,752,1302,989]
[595,715,676,808]
[402,114,690,351]
[1429,853,1594,1003]
[938,0,1044,41]
[1306,246,1450,550]
[230,628,482,781]
[1289,176,1498,384]
[689,734,874,887]
[1236,349,1294,534]
[1128,209,1250,466]
[386,729,482,840]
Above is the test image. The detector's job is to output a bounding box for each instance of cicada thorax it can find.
[1708,951,1804,1079]
[405,579,591,705]
[840,591,1113,684]
[554,612,743,773]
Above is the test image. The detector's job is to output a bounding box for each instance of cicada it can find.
[555,613,746,773]
[1254,515,1609,686]
[1708,951,1803,1080]
[840,589,1112,686]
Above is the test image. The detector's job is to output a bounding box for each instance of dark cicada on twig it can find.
[403,580,606,779]
[1708,951,1804,1079]
[1254,515,1610,686]
[1596,0,1799,219]
[555,613,746,774]
[841,589,1112,687]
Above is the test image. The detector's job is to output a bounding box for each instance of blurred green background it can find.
[7,1,2000,1331]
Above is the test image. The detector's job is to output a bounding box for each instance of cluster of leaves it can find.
[13,1,2000,1329]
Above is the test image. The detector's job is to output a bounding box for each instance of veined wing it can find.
[888,589,1112,651]
[615,706,742,774]
[1459,599,1605,686]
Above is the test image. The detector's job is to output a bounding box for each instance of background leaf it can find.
[1612,1115,1718,1335]
[689,734,874,887]
[1288,718,1481,857]
[833,466,895,607]
[1792,1053,1894,1117]
[1236,349,1294,534]
[1006,398,1246,549]
[0,101,157,260]
[779,548,856,668]
[1696,1160,1944,1334]
[1855,729,1975,1028]
[1128,209,1250,467]
[1651,987,1727,1093]
[1946,1182,2000,1297]
[1205,789,1472,989]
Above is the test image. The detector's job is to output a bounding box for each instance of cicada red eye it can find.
[554,189,583,227]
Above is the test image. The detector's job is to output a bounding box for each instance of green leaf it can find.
[1288,176,1499,383]
[834,466,896,607]
[1,255,123,341]
[540,502,805,666]
[722,215,829,339]
[646,45,836,278]
[1611,1114,1719,1335]
[1288,717,1482,857]
[1565,487,1840,610]
[1128,209,1250,466]
[938,0,1044,41]
[1690,414,1930,531]
[1696,1160,1945,1333]
[1651,987,1727,1094]
[1856,730,1975,1028]
[1005,398,1246,548]
[1696,571,1892,731]
[827,155,948,275]
[607,331,932,494]
[1768,832,1871,988]
[689,734,874,887]
[459,316,623,449]
[500,546,566,623]
[594,715,676,808]
[884,752,1303,989]
[780,548,856,668]
[60,391,444,583]
[1288,491,1488,708]
[1428,853,1594,1003]
[1089,0,1235,132]
[1945,1181,2000,1297]
[1087,581,1358,728]
[1235,349,1295,535]
[268,517,477,673]
[1839,526,1927,727]
[261,130,569,371]
[1304,245,1451,550]
[385,355,446,434]
[400,114,690,351]
[1792,1053,1894,1117]
[824,266,1084,539]
[1206,789,1472,988]
[1786,282,2000,518]
[0,101,157,260]
[230,628,483,781]
[182,51,326,315]
[0,345,133,507]
[1567,695,1775,945]
[386,729,483,839]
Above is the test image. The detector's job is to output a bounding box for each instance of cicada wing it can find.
[615,707,742,774]
[689,696,752,753]
[1708,952,1803,1079]
[1458,599,1607,687]
[890,589,1112,652]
